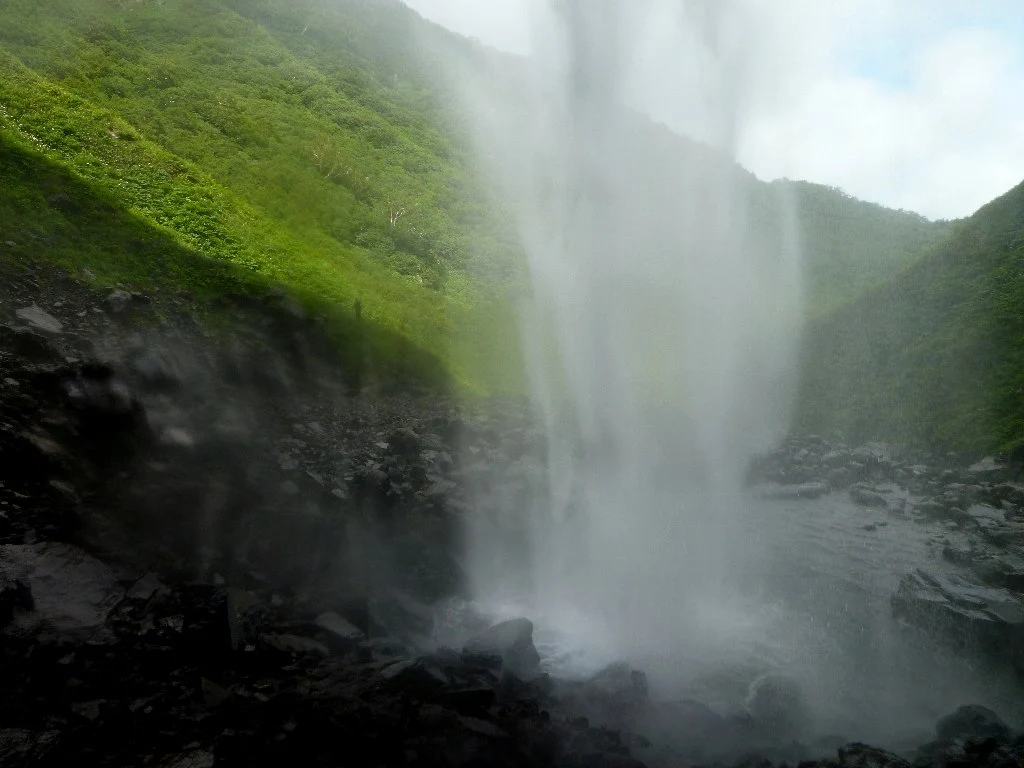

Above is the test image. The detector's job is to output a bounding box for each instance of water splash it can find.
[455,0,803,666]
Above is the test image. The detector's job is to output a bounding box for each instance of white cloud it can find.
[402,0,1024,219]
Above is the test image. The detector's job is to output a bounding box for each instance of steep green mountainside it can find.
[0,0,523,392]
[796,180,1024,453]
[0,0,957,399]
[777,180,952,315]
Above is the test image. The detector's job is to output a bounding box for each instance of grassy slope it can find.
[0,0,524,393]
[796,180,1024,453]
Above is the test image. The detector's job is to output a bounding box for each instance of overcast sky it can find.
[402,0,1024,221]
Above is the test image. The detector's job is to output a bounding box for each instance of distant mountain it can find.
[778,180,952,316]
[796,179,1024,453]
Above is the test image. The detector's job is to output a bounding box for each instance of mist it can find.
[426,0,1024,755]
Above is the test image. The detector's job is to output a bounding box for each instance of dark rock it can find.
[14,306,63,335]
[0,542,120,643]
[935,705,1011,744]
[891,569,1024,672]
[386,427,421,457]
[968,457,1005,482]
[370,589,435,642]
[972,553,1024,592]
[744,673,807,736]
[850,484,889,508]
[314,611,364,643]
[0,324,62,363]
[464,618,541,680]
[380,658,448,692]
[835,742,912,768]
[63,365,146,437]
[179,585,242,656]
[565,662,649,723]
[105,289,133,314]
[437,687,496,714]
[917,501,950,520]
[0,565,33,627]
[757,482,830,500]
[0,729,60,764]
[259,633,329,657]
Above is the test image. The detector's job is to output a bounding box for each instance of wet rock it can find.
[164,750,215,768]
[0,565,33,627]
[560,662,650,726]
[370,589,435,642]
[0,324,62,363]
[849,484,889,508]
[380,658,448,692]
[387,427,421,457]
[0,542,120,643]
[757,482,830,500]
[105,289,133,314]
[917,501,951,520]
[744,673,807,736]
[834,742,912,768]
[260,633,329,657]
[891,569,1024,671]
[827,468,852,489]
[179,585,242,655]
[63,365,145,433]
[15,305,63,335]
[464,617,541,680]
[315,611,364,643]
[0,729,60,764]
[935,704,1011,744]
[972,552,1024,591]
[968,457,1005,482]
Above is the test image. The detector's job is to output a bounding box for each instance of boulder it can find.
[744,673,807,736]
[972,552,1024,591]
[179,585,243,655]
[967,457,1005,482]
[315,611,364,643]
[105,289,133,314]
[935,704,1010,744]
[0,543,121,644]
[0,565,33,628]
[464,617,541,680]
[834,742,912,768]
[891,569,1024,671]
[849,484,889,508]
[757,482,830,500]
[15,305,63,335]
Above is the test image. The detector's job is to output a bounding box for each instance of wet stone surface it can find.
[0,265,1023,766]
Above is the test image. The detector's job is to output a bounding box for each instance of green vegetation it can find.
[0,0,523,393]
[796,180,1024,453]
[778,180,952,316]
[2,0,1016,450]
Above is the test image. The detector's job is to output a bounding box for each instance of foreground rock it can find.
[3,266,1024,767]
[891,569,1024,675]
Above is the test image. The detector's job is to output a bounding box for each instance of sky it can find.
[401,0,1024,221]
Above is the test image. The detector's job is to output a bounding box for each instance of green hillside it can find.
[778,180,952,316]
[0,0,524,393]
[0,0,974,415]
[796,180,1024,453]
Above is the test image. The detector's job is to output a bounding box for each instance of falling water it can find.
[453,0,804,674]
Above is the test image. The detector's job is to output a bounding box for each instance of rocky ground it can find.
[2,263,1024,767]
[748,436,1024,681]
